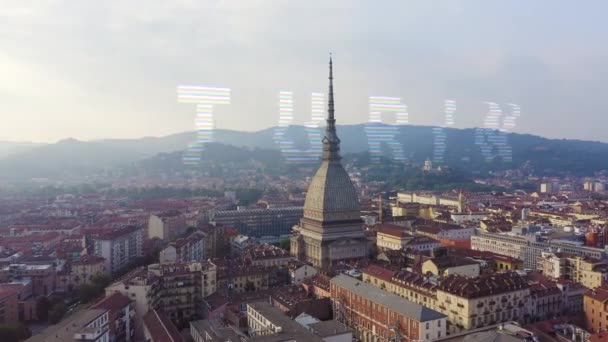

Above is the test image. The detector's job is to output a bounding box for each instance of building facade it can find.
[330,274,447,342]
[211,207,303,239]
[93,226,144,274]
[148,210,188,241]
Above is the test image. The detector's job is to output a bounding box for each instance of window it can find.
[426,322,430,329]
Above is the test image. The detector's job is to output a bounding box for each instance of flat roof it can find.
[330,274,446,322]
[26,309,107,342]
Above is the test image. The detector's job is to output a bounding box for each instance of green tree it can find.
[279,238,291,252]
[0,323,31,342]
[78,283,99,303]
[48,302,66,324]
[36,296,51,322]
[78,274,112,303]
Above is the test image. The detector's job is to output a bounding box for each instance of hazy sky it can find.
[1,1,607,143]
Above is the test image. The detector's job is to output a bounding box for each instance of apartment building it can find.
[71,255,107,286]
[106,261,218,338]
[247,301,350,342]
[471,231,607,269]
[209,207,303,239]
[572,256,608,289]
[0,285,19,324]
[149,263,201,324]
[330,274,447,342]
[93,225,144,274]
[26,309,110,342]
[584,286,608,333]
[159,232,205,264]
[376,224,412,251]
[0,263,57,296]
[362,265,438,309]
[106,268,162,340]
[288,261,318,285]
[435,272,532,333]
[216,263,269,294]
[243,244,294,267]
[148,210,188,241]
[421,256,481,277]
[92,292,135,342]
[539,252,608,289]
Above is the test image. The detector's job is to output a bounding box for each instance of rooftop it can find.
[247,301,323,342]
[26,309,108,342]
[586,287,608,302]
[307,320,350,337]
[330,274,445,322]
[143,309,183,342]
[438,272,529,299]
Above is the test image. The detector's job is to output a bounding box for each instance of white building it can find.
[288,262,318,285]
[93,226,144,274]
[26,309,110,342]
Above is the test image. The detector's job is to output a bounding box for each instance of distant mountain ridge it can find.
[1,124,607,181]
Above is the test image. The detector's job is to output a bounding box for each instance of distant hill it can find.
[0,141,44,159]
[1,125,607,181]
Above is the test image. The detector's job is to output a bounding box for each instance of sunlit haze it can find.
[2,1,607,142]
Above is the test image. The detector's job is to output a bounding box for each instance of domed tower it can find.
[291,56,368,269]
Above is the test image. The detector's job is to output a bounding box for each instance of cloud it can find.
[1,1,608,142]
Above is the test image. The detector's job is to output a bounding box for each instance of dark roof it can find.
[438,271,529,299]
[143,309,184,342]
[427,256,479,269]
[377,224,410,238]
[308,320,351,337]
[330,274,445,322]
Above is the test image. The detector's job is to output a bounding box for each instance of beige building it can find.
[376,224,411,250]
[71,255,107,287]
[148,210,187,241]
[26,309,110,342]
[435,272,532,333]
[106,268,162,339]
[244,244,294,267]
[362,265,438,309]
[539,252,608,290]
[362,265,536,334]
[200,261,217,298]
[572,256,608,290]
[422,256,480,277]
[288,262,318,285]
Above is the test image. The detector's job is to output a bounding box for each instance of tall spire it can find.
[328,54,335,126]
[323,54,341,161]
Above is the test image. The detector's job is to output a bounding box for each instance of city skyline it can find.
[2,1,608,143]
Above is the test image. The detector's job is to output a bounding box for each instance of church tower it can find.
[291,57,368,270]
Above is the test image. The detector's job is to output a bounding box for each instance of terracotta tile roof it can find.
[377,224,411,238]
[0,284,23,300]
[143,309,184,342]
[438,271,529,299]
[363,264,394,282]
[93,292,131,312]
[586,287,608,302]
